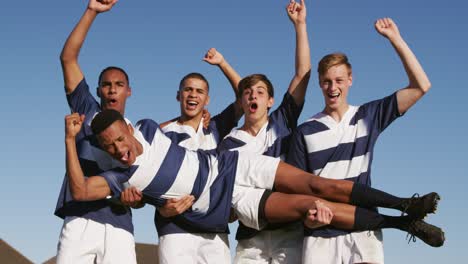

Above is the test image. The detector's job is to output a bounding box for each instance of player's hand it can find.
[304,200,333,229]
[65,113,85,140]
[121,187,144,208]
[203,48,225,65]
[159,195,195,217]
[286,0,307,25]
[202,109,212,129]
[375,18,400,40]
[88,0,118,13]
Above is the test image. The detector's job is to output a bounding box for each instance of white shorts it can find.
[302,230,384,264]
[231,154,279,230]
[158,233,231,264]
[234,223,303,264]
[234,153,280,189]
[56,217,136,264]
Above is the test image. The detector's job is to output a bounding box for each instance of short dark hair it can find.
[91,109,125,135]
[179,72,209,92]
[98,66,130,86]
[237,74,274,99]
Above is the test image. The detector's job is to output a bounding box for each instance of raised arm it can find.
[203,48,243,119]
[65,113,111,201]
[375,18,431,114]
[60,0,118,94]
[286,0,311,105]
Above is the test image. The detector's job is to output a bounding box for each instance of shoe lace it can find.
[401,193,420,217]
[406,220,418,244]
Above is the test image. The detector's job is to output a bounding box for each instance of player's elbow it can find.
[70,186,91,201]
[60,50,76,65]
[296,68,311,80]
[71,191,88,201]
[420,80,431,93]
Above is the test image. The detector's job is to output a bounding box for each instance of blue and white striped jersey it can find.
[101,119,238,233]
[287,93,401,237]
[54,78,134,234]
[218,92,303,240]
[156,103,238,235]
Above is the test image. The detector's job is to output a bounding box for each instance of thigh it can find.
[302,236,342,264]
[347,230,384,264]
[56,217,102,264]
[234,234,271,264]
[159,233,200,264]
[232,185,267,230]
[198,233,231,264]
[101,224,136,264]
[270,225,304,264]
[235,153,280,190]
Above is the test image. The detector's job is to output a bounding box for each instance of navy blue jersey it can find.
[54,79,133,234]
[218,92,303,240]
[101,119,238,233]
[287,93,401,237]
[155,103,238,236]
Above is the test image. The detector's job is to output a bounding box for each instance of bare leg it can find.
[273,161,353,203]
[273,161,439,221]
[264,192,355,230]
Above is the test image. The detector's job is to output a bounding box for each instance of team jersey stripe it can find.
[163,150,199,200]
[308,136,376,172]
[191,154,216,213]
[303,115,370,153]
[313,152,371,179]
[128,128,172,190]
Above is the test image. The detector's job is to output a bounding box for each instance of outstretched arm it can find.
[60,0,118,94]
[375,18,431,114]
[286,0,311,105]
[203,48,243,119]
[65,113,111,201]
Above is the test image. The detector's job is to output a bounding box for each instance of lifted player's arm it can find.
[375,17,431,114]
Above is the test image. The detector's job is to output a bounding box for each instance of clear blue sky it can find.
[1,0,466,262]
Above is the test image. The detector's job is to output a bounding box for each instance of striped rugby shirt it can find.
[101,119,239,233]
[287,93,402,237]
[218,92,303,240]
[54,78,133,234]
[156,103,239,235]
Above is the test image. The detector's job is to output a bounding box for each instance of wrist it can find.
[294,22,307,29]
[65,136,76,144]
[86,7,100,15]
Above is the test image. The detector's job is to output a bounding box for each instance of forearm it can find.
[389,35,431,92]
[65,137,110,201]
[217,59,241,96]
[65,137,88,200]
[60,9,97,64]
[294,22,311,78]
[287,22,311,105]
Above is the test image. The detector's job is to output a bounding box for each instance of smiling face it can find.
[240,80,274,125]
[97,69,132,115]
[96,120,138,166]
[319,64,353,113]
[177,77,210,119]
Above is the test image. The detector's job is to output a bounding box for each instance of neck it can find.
[177,113,203,132]
[323,103,349,122]
[241,117,268,136]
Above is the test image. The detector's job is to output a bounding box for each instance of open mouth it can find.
[327,92,340,99]
[119,150,130,163]
[186,100,199,110]
[107,99,118,106]
[249,103,258,112]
